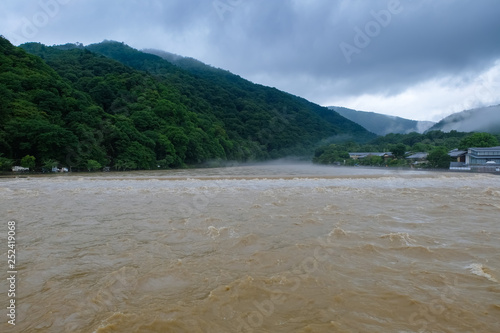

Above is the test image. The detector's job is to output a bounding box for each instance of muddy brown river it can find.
[1,163,499,332]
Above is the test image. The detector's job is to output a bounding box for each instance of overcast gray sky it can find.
[1,0,500,121]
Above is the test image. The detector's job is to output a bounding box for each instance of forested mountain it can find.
[428,104,500,133]
[83,41,374,144]
[0,36,87,170]
[329,106,435,135]
[0,37,374,171]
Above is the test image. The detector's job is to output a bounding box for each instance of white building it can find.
[466,146,500,165]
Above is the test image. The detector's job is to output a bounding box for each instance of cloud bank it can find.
[1,0,499,121]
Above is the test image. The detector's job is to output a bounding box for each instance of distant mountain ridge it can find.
[428,104,500,133]
[328,107,435,136]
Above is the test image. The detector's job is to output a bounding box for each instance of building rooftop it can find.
[469,146,500,151]
[348,152,392,158]
[449,149,467,157]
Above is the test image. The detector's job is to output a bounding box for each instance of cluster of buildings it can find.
[349,146,500,173]
[449,146,500,172]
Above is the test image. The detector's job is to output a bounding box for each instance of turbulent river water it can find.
[1,163,499,332]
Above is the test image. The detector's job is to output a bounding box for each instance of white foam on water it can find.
[467,263,498,282]
[381,232,416,246]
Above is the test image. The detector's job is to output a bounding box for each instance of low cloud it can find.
[1,0,499,121]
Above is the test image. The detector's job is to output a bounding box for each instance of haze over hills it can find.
[143,49,202,70]
[428,104,500,133]
[329,107,435,136]
[0,37,375,171]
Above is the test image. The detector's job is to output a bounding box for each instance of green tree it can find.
[42,159,59,171]
[86,159,102,171]
[114,159,136,171]
[427,147,452,168]
[390,143,407,159]
[20,155,36,170]
[117,141,156,170]
[388,158,408,167]
[459,132,499,150]
[312,144,349,164]
[359,154,383,166]
[411,142,431,153]
[0,154,13,171]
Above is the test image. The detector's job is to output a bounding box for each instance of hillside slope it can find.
[428,105,500,133]
[0,37,88,167]
[84,42,375,144]
[1,37,375,171]
[329,106,435,135]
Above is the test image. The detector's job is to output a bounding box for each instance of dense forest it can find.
[2,36,498,172]
[0,37,375,171]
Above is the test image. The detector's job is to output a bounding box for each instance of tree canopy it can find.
[459,132,499,150]
[0,37,376,171]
